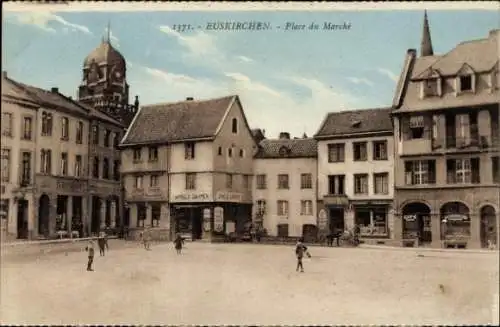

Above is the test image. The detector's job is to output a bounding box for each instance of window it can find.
[300,200,313,216]
[134,176,143,189]
[41,112,53,136]
[373,141,388,160]
[76,121,83,144]
[150,174,160,187]
[277,174,289,189]
[22,116,33,140]
[218,147,222,155]
[104,130,111,147]
[277,200,289,216]
[409,116,425,139]
[354,174,368,194]
[61,117,69,141]
[113,160,120,181]
[301,173,313,189]
[456,114,471,146]
[40,149,52,174]
[133,148,142,162]
[92,126,99,145]
[424,78,439,97]
[75,155,82,177]
[103,158,109,179]
[113,133,120,148]
[60,152,68,176]
[185,173,196,190]
[256,200,266,215]
[460,75,472,92]
[232,118,238,134]
[256,174,267,189]
[185,142,195,160]
[148,146,158,161]
[446,158,479,184]
[354,207,388,236]
[328,175,345,195]
[228,148,233,157]
[1,112,12,137]
[243,174,250,189]
[373,173,389,195]
[226,174,233,189]
[493,157,499,184]
[353,142,367,161]
[328,143,345,162]
[239,149,244,157]
[20,152,31,186]
[137,203,146,227]
[92,157,99,178]
[1,149,11,182]
[404,160,436,185]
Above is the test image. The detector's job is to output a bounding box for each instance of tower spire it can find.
[420,10,434,57]
[106,20,111,43]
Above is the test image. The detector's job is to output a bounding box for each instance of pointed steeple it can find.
[420,10,434,57]
[106,21,111,43]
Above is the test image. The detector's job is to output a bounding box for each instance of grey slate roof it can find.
[77,101,124,127]
[2,75,39,107]
[121,95,236,145]
[314,107,393,139]
[255,138,317,159]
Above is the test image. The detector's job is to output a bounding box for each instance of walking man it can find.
[97,231,109,256]
[174,233,184,254]
[295,237,310,272]
[85,240,95,271]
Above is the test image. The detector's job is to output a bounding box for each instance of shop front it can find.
[401,201,432,246]
[322,194,349,234]
[440,201,470,248]
[352,201,392,238]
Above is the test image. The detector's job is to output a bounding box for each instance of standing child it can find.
[295,237,310,272]
[174,233,184,254]
[85,240,95,271]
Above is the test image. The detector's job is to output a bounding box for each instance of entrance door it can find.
[481,205,497,248]
[329,208,345,232]
[38,194,50,238]
[191,207,202,240]
[17,199,29,239]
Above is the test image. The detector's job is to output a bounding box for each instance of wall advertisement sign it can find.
[214,206,224,232]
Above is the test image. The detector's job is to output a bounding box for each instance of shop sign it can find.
[323,194,349,206]
[225,221,235,234]
[173,192,211,202]
[203,208,211,219]
[445,214,469,222]
[203,208,211,232]
[214,206,224,232]
[215,191,243,203]
[318,209,328,230]
[403,215,417,222]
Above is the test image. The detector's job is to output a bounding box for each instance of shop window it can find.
[354,207,388,236]
[151,204,161,227]
[440,202,471,244]
[277,223,289,237]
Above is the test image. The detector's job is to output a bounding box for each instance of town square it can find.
[1,2,499,326]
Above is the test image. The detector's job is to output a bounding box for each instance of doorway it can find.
[480,205,497,248]
[402,202,432,245]
[329,208,345,232]
[38,194,50,238]
[91,196,101,235]
[17,199,29,239]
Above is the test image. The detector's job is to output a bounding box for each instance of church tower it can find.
[78,24,139,126]
[420,10,434,57]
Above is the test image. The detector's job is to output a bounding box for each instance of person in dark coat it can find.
[97,232,109,256]
[85,240,95,271]
[174,233,184,254]
[295,237,310,272]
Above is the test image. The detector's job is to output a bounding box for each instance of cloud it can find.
[237,55,253,63]
[7,11,92,35]
[377,68,399,82]
[225,72,282,97]
[158,25,217,57]
[144,66,198,84]
[347,77,374,87]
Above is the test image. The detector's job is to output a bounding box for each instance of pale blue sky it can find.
[2,9,498,138]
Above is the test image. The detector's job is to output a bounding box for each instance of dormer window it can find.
[279,146,290,157]
[424,78,439,97]
[459,75,472,92]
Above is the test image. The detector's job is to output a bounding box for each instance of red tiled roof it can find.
[314,107,393,139]
[121,95,236,145]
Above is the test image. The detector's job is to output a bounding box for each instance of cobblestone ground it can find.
[1,241,498,326]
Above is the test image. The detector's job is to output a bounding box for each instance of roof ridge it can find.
[326,107,392,116]
[143,94,237,109]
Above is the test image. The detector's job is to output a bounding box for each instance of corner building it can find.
[120,95,257,240]
[391,13,500,249]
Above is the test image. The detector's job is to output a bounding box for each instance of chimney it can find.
[51,87,59,93]
[186,97,194,101]
[279,132,290,140]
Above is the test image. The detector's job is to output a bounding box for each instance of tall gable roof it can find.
[255,138,317,159]
[2,74,39,107]
[314,107,393,139]
[121,95,237,145]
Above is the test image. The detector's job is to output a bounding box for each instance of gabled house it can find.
[391,12,500,249]
[120,95,257,240]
